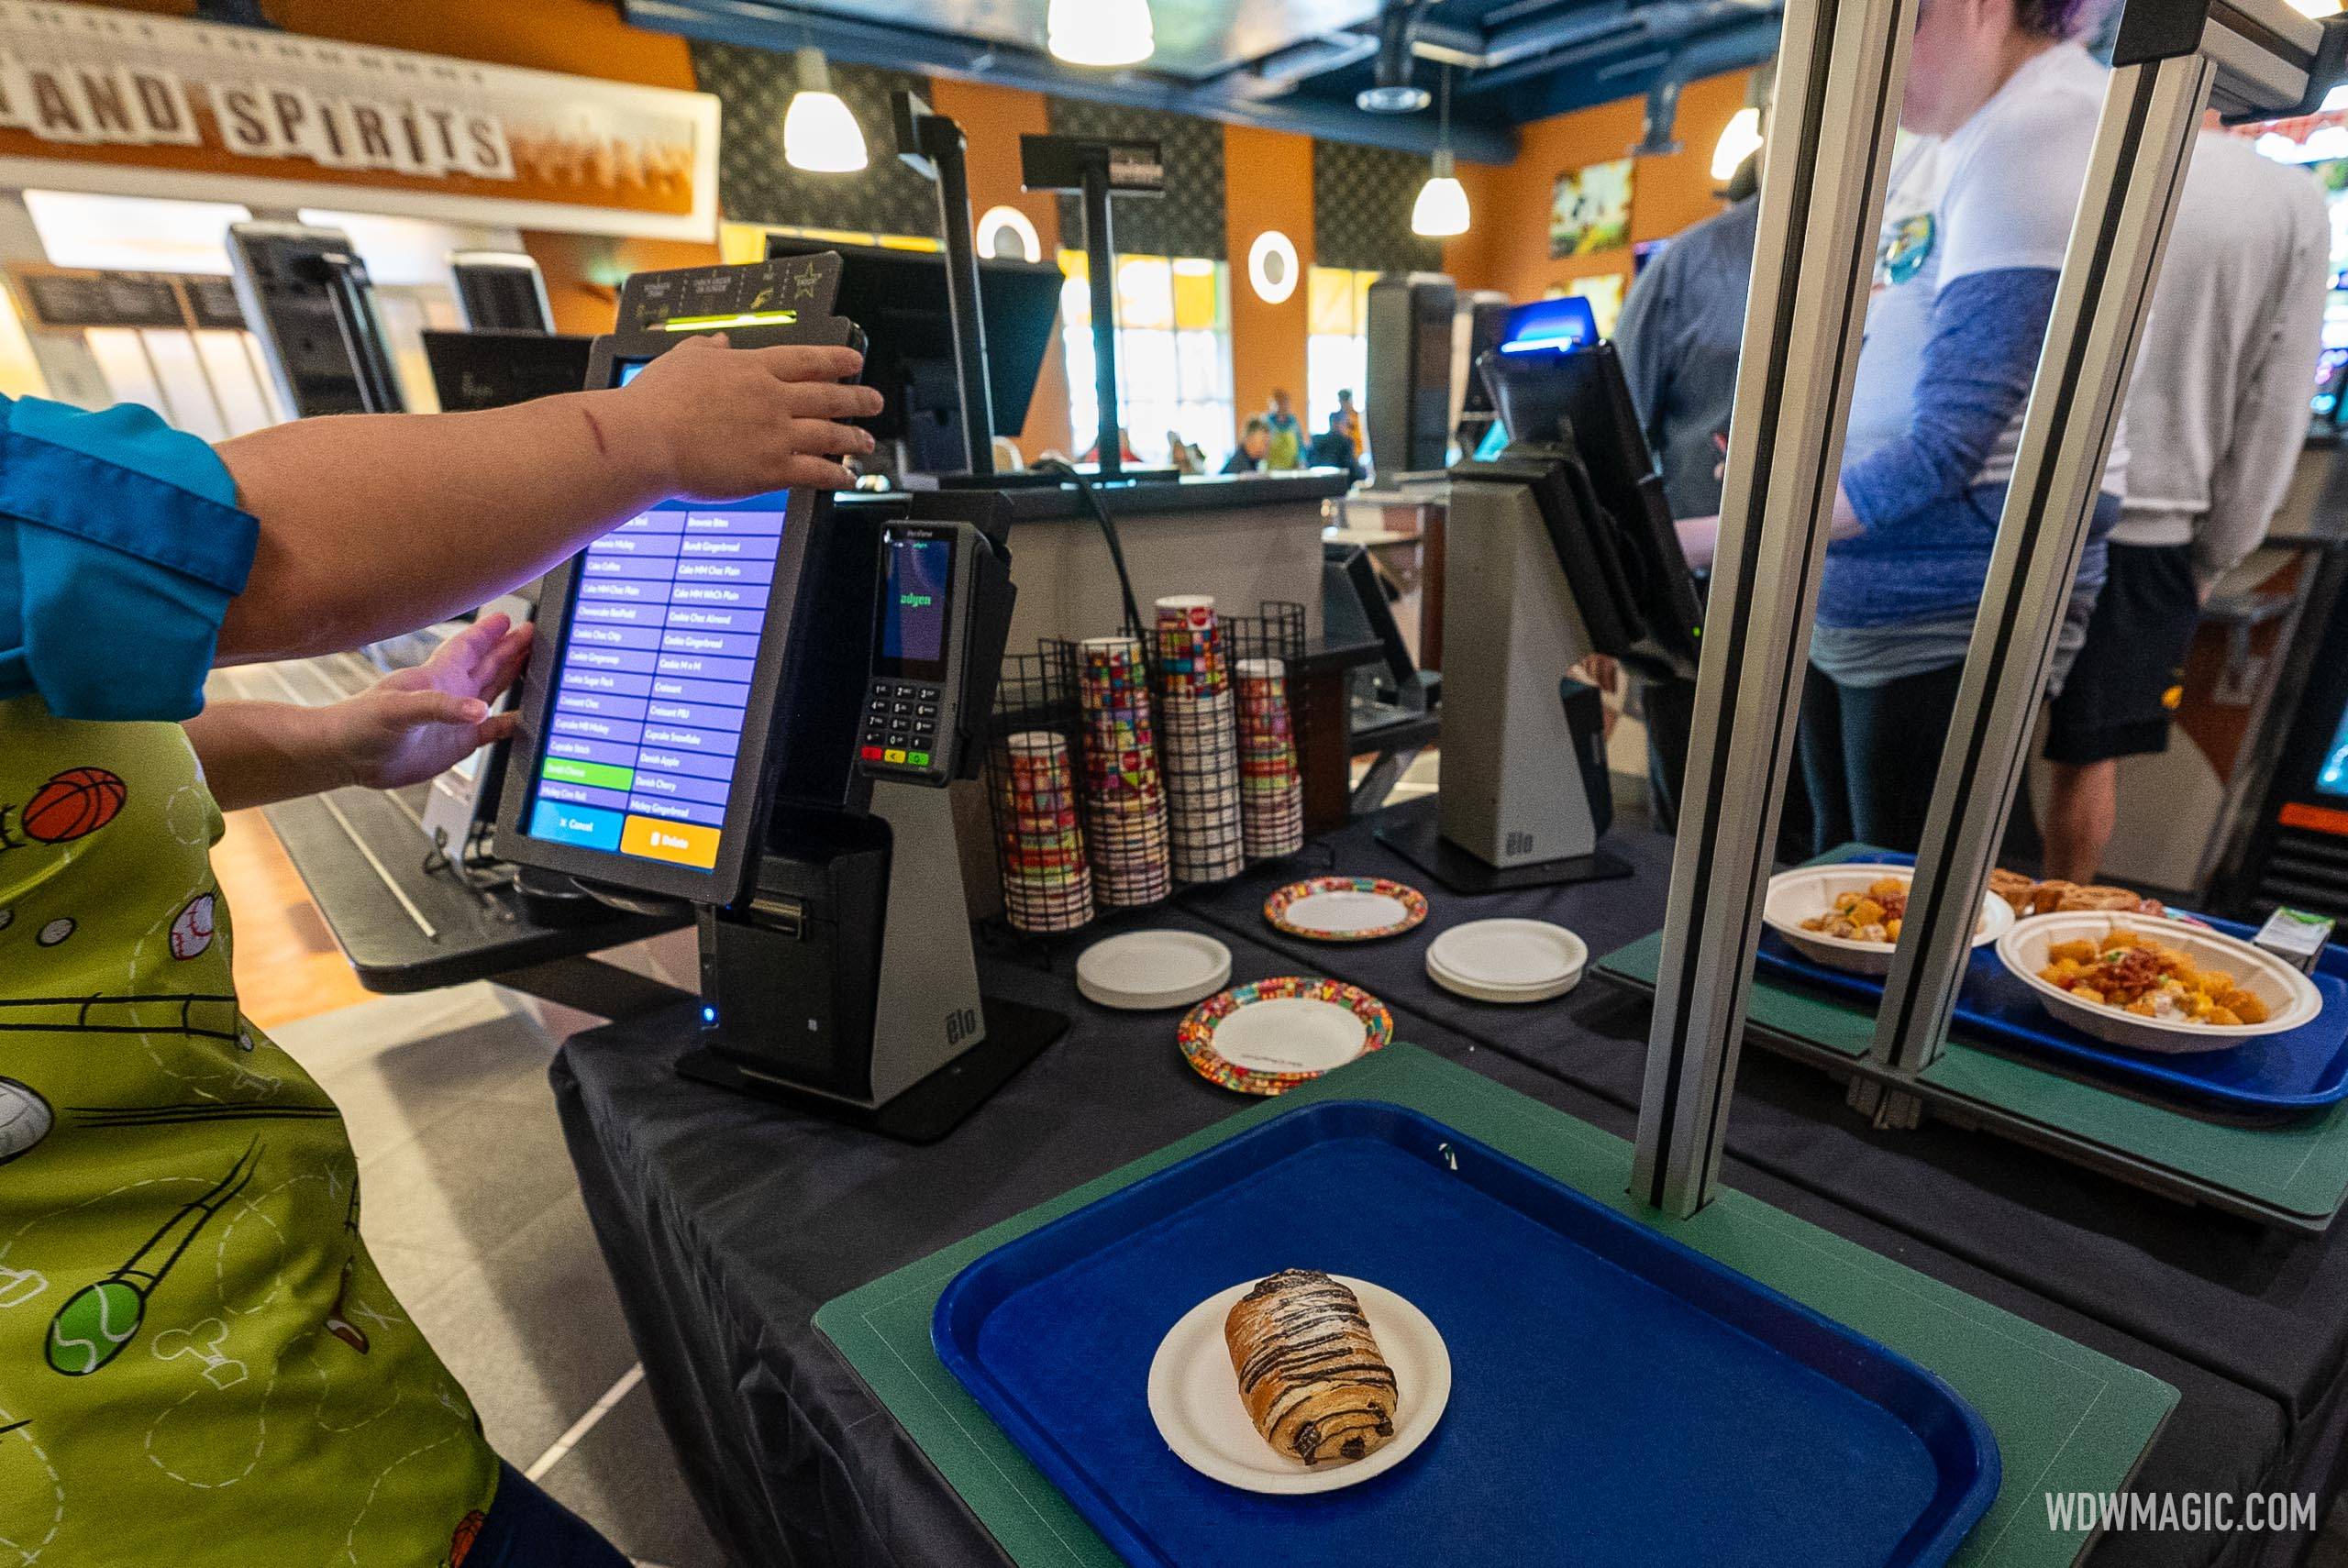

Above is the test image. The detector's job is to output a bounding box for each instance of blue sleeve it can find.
[1,397,258,722]
[1842,268,2058,533]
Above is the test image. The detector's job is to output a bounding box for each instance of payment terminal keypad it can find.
[858,680,948,781]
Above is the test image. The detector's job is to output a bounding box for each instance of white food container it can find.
[1761,865,2012,977]
[1995,911,2322,1054]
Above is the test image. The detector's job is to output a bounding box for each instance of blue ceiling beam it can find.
[1473,12,1780,123]
[626,0,1522,162]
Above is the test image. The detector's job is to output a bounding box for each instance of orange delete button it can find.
[622,813,721,868]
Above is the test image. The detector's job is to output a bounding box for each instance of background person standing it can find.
[2039,128,2329,882]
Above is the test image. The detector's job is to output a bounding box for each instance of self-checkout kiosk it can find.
[494,254,1065,1140]
[1379,311,1703,891]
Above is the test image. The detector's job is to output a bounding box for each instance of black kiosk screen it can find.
[521,491,791,874]
[876,529,956,681]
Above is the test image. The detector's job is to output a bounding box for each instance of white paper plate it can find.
[1418,920,1587,990]
[1426,958,1581,1005]
[1209,998,1370,1075]
[1281,889,1411,936]
[1076,931,1234,1010]
[1146,1275,1449,1494]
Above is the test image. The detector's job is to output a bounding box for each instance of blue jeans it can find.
[465,1463,631,1568]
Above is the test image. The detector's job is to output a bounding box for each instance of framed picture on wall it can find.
[1549,158,1634,259]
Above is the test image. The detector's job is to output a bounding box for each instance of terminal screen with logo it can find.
[521,491,789,873]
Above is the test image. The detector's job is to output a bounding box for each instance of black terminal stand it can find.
[894,91,996,479]
[680,495,1067,1141]
[1021,133,1171,483]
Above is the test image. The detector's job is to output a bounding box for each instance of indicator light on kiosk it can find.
[659,309,800,332]
[702,1006,717,1026]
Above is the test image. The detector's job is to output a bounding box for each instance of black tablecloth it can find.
[553,895,2329,1568]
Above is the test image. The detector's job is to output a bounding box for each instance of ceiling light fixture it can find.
[782,49,867,173]
[1412,69,1469,237]
[1048,0,1155,67]
[1711,106,1764,182]
[1357,1,1432,113]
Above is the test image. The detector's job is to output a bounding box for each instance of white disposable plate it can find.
[1280,889,1411,936]
[1425,920,1587,1000]
[1760,864,2013,977]
[1146,1275,1449,1494]
[1996,910,2322,1053]
[1209,998,1370,1075]
[1076,931,1233,1010]
[1427,955,1582,1005]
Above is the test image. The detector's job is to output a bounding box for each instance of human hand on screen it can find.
[609,333,882,498]
[327,613,535,790]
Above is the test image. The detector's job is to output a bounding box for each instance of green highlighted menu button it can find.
[543,757,637,791]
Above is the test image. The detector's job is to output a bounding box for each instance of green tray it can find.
[1597,929,2348,1227]
[815,1043,2174,1567]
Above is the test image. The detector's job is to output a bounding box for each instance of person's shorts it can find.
[2043,541,2199,766]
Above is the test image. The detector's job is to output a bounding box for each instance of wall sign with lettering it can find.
[0,2,720,240]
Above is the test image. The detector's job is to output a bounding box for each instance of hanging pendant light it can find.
[1048,0,1155,67]
[783,49,868,173]
[1412,69,1470,238]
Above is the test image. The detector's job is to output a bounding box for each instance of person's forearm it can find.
[183,700,350,811]
[1841,268,2054,534]
[213,392,668,664]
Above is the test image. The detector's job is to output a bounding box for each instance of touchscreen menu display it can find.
[523,492,789,873]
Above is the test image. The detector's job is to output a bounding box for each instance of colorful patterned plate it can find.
[1262,876,1429,943]
[1178,977,1393,1095]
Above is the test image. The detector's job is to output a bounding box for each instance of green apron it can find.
[0,693,498,1565]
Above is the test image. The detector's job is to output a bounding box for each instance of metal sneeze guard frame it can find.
[1633,0,2348,1215]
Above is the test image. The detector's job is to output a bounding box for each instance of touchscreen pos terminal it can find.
[494,255,1058,1140]
[1380,338,1702,892]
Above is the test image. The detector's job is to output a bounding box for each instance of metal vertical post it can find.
[896,91,997,478]
[1080,154,1123,480]
[1632,0,1920,1217]
[1870,50,2217,1076]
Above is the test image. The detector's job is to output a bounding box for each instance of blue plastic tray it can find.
[1753,856,2348,1117]
[933,1100,1999,1568]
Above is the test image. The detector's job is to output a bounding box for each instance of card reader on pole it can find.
[494,256,1063,1141]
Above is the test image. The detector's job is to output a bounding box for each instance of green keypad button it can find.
[908,751,930,767]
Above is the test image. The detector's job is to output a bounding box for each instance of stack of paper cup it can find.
[1235,657,1304,858]
[1075,637,1172,908]
[996,731,1094,933]
[1154,595,1245,885]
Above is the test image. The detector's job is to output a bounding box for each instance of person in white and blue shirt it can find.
[1804,0,2127,854]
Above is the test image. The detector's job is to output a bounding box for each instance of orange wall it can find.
[1223,123,1314,439]
[1445,69,1752,304]
[77,0,698,87]
[927,77,1075,460]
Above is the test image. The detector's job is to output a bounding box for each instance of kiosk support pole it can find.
[1630,0,1920,1218]
[1080,151,1123,480]
[894,92,997,478]
[1870,46,2216,1077]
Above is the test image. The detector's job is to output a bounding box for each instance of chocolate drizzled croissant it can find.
[1223,1269,1399,1466]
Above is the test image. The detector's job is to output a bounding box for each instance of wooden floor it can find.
[213,806,375,1028]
